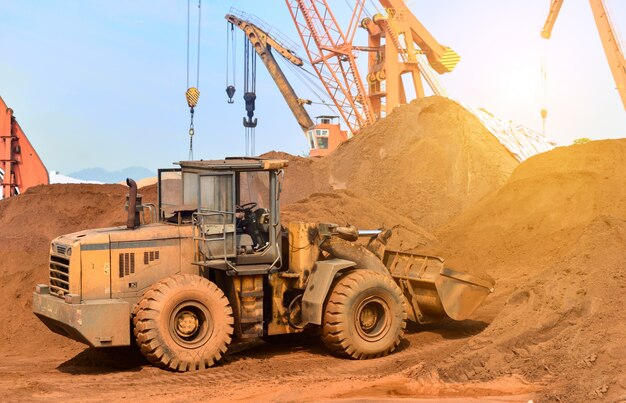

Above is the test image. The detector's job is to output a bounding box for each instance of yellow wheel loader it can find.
[33,157,494,371]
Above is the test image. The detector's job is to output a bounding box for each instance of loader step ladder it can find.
[192,210,236,268]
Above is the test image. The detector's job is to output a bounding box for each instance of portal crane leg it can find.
[0,105,15,198]
[589,0,626,110]
[0,97,49,199]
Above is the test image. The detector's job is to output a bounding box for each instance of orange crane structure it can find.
[541,0,626,110]
[226,10,314,132]
[285,0,460,132]
[226,9,348,157]
[360,0,460,119]
[285,0,374,135]
[0,97,48,199]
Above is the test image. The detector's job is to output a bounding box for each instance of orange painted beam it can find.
[589,0,626,110]
[0,97,49,198]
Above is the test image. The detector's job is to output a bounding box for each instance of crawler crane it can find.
[226,9,347,156]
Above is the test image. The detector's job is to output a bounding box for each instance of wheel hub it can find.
[175,310,199,338]
[359,306,378,330]
[355,296,390,342]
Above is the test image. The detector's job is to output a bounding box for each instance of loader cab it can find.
[157,157,288,274]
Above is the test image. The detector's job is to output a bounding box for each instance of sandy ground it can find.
[0,314,539,402]
[2,98,625,402]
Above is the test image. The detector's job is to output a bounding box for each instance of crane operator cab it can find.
[158,157,287,275]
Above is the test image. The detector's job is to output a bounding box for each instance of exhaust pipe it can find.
[126,178,140,229]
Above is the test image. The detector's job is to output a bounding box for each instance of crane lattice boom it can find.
[286,0,374,134]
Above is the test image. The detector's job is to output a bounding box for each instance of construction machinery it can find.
[0,96,49,199]
[286,1,553,162]
[33,157,494,371]
[541,0,626,110]
[286,0,374,134]
[226,9,314,133]
[226,9,350,157]
[307,115,348,157]
[360,0,460,119]
[286,0,460,130]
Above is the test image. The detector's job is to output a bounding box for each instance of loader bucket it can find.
[383,250,495,324]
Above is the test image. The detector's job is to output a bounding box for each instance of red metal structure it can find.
[285,0,375,135]
[0,96,49,199]
[286,0,459,134]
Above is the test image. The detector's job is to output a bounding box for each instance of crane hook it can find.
[242,91,257,128]
[226,85,236,104]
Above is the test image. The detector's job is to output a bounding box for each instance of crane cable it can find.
[243,37,258,156]
[540,39,548,137]
[185,0,202,160]
[282,59,337,114]
[226,21,236,103]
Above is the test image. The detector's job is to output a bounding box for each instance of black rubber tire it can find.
[133,274,234,371]
[322,270,406,359]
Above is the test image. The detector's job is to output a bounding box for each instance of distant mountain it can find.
[69,167,155,184]
[49,171,102,184]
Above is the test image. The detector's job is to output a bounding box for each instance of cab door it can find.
[194,172,236,260]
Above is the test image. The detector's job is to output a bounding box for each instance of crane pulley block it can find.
[226,85,236,104]
[243,92,258,128]
[185,87,200,109]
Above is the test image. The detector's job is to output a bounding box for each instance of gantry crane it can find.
[360,0,460,119]
[226,10,314,132]
[0,96,48,199]
[541,0,626,111]
[286,0,460,132]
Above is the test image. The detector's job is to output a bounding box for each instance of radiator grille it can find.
[56,244,67,255]
[119,253,135,277]
[50,255,70,297]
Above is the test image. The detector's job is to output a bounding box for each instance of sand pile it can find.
[261,151,333,206]
[435,217,626,401]
[424,139,626,401]
[0,184,156,356]
[268,96,519,231]
[281,191,436,251]
[434,139,626,273]
[2,95,623,400]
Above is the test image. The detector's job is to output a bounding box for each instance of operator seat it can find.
[235,205,270,254]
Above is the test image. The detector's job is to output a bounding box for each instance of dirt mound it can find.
[261,151,332,206]
[424,139,626,400]
[0,184,156,357]
[281,191,436,251]
[265,96,519,231]
[321,97,518,230]
[435,139,626,274]
[2,97,622,400]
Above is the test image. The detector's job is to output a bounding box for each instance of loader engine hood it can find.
[49,223,189,300]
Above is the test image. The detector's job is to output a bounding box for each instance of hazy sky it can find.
[1,1,624,174]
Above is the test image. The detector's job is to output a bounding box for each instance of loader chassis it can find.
[33,157,494,371]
